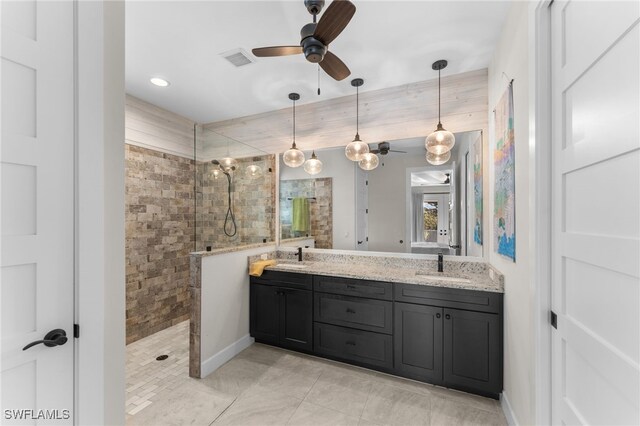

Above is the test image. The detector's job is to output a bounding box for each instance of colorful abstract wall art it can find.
[473,135,483,245]
[494,83,516,261]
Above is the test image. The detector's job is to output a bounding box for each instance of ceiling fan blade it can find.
[314,0,356,45]
[320,51,351,81]
[390,150,408,154]
[252,46,303,57]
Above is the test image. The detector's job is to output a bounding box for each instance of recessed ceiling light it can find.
[150,77,170,87]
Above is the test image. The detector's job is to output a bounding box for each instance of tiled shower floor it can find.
[126,321,507,425]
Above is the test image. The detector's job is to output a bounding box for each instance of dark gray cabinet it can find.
[249,270,503,399]
[443,308,502,396]
[250,271,313,352]
[394,302,443,383]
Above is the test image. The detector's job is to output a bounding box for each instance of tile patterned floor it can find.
[126,321,507,425]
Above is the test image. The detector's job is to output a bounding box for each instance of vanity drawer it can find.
[395,283,503,314]
[314,323,393,370]
[313,275,392,300]
[314,293,393,334]
[251,270,312,291]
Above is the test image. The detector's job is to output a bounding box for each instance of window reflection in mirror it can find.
[278,130,483,257]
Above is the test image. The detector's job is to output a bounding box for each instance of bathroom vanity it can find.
[249,259,503,399]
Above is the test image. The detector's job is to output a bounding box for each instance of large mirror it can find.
[278,130,484,257]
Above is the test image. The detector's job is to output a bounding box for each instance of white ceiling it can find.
[125,0,510,123]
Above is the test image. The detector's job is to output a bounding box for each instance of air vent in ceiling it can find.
[220,48,254,67]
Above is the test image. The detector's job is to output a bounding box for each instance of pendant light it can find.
[246,164,263,179]
[426,150,451,166]
[304,150,323,175]
[345,78,370,161]
[219,140,238,171]
[358,151,379,171]
[425,60,455,155]
[283,93,305,168]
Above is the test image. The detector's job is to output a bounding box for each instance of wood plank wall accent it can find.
[126,94,195,159]
[203,69,488,154]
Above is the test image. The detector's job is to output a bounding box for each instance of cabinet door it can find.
[443,308,502,396]
[280,288,313,352]
[250,283,280,345]
[394,302,443,383]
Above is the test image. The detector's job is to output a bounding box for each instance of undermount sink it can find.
[414,272,471,284]
[276,263,308,269]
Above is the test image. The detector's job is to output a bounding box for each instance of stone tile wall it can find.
[280,178,333,249]
[196,155,276,250]
[125,144,195,344]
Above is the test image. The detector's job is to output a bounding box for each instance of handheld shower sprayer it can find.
[212,159,237,237]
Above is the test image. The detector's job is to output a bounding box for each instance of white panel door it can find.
[1,0,75,423]
[551,1,640,425]
[355,166,368,250]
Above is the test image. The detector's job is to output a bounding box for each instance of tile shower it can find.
[125,107,276,344]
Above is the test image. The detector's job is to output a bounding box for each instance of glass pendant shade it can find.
[426,149,451,166]
[219,156,237,171]
[358,152,379,171]
[345,135,369,161]
[303,151,323,175]
[246,164,262,178]
[283,144,305,168]
[211,168,222,179]
[425,123,456,155]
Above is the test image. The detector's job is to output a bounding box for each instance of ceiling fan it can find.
[370,142,407,156]
[251,0,356,81]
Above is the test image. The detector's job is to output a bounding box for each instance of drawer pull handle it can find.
[346,308,356,314]
[346,341,356,346]
[346,285,357,290]
[445,314,451,320]
[436,313,441,319]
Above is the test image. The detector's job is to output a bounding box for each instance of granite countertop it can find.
[264,260,503,293]
[190,242,275,258]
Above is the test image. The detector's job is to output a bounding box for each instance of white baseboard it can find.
[501,392,519,426]
[200,334,255,378]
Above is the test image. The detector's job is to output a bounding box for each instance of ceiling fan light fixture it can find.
[426,150,451,166]
[425,60,456,155]
[304,151,323,175]
[358,152,379,171]
[283,93,306,168]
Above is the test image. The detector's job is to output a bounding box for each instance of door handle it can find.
[23,329,68,351]
[357,241,363,244]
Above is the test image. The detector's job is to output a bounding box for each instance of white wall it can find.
[487,2,534,425]
[76,1,125,425]
[200,246,275,377]
[279,149,356,250]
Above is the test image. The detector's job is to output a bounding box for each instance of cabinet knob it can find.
[436,313,441,319]
[445,314,451,320]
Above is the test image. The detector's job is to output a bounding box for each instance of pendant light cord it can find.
[438,68,441,125]
[292,97,296,147]
[356,84,359,137]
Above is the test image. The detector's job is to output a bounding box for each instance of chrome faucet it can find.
[437,252,444,273]
[297,247,303,262]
